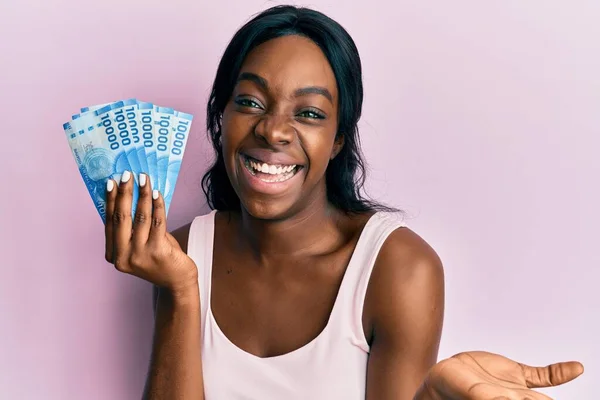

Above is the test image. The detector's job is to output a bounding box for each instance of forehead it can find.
[238,35,338,99]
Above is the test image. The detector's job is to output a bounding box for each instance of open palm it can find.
[423,351,584,400]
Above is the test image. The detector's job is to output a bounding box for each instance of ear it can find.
[331,134,345,160]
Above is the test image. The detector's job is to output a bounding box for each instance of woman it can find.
[103,5,583,399]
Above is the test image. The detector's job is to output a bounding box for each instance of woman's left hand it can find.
[418,351,584,399]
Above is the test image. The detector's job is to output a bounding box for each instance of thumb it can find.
[520,361,584,388]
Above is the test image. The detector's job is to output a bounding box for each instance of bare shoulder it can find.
[363,224,445,343]
[170,222,193,254]
[375,226,444,286]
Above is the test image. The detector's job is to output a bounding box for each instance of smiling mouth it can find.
[242,154,303,183]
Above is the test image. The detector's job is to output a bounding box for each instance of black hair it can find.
[201,5,396,213]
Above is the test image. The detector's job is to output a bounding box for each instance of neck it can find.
[238,198,344,263]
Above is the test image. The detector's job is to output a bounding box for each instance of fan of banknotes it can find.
[63,99,193,223]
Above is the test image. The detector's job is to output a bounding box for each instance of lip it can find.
[241,148,304,167]
[238,154,304,196]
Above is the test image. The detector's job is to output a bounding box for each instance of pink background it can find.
[1,0,597,398]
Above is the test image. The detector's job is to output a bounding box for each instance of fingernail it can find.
[121,170,131,183]
[152,190,159,200]
[106,180,114,192]
[139,173,147,187]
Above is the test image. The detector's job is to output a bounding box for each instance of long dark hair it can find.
[201,5,395,213]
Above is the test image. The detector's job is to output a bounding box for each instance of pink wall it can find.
[1,1,597,398]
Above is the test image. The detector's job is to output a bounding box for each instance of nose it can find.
[253,113,295,146]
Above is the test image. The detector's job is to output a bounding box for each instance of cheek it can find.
[221,116,244,155]
[221,111,255,149]
[220,111,257,183]
[302,131,337,178]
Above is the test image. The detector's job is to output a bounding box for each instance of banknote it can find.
[94,102,140,214]
[112,99,144,181]
[64,99,193,222]
[154,105,176,194]
[63,122,104,220]
[122,99,151,182]
[138,101,158,190]
[63,116,114,222]
[164,111,194,213]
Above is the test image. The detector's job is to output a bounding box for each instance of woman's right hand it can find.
[104,171,198,298]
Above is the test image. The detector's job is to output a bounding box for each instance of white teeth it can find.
[244,156,300,183]
[246,157,297,175]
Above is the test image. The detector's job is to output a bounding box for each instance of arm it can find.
[364,227,445,400]
[143,284,204,400]
[142,223,205,400]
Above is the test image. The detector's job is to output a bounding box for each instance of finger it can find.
[501,388,554,400]
[148,189,167,243]
[523,389,553,400]
[507,387,554,400]
[132,173,152,248]
[520,361,584,388]
[104,178,117,263]
[165,232,181,250]
[475,386,552,400]
[113,171,134,269]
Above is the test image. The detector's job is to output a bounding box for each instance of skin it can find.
[104,171,203,399]
[104,35,584,399]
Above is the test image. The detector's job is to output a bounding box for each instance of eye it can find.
[234,97,262,109]
[297,108,325,120]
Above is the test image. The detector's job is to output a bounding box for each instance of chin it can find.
[239,196,301,221]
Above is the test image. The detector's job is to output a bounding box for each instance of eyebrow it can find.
[237,72,269,90]
[236,72,333,104]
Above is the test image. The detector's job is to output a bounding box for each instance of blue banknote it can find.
[154,105,175,194]
[122,99,151,181]
[138,101,158,190]
[64,112,119,222]
[63,121,108,221]
[164,111,194,214]
[64,99,193,222]
[111,99,144,181]
[94,102,140,215]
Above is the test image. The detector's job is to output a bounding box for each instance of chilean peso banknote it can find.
[63,99,193,222]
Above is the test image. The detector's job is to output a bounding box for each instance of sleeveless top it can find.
[187,210,407,399]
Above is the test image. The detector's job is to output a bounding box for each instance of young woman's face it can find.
[221,35,342,219]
